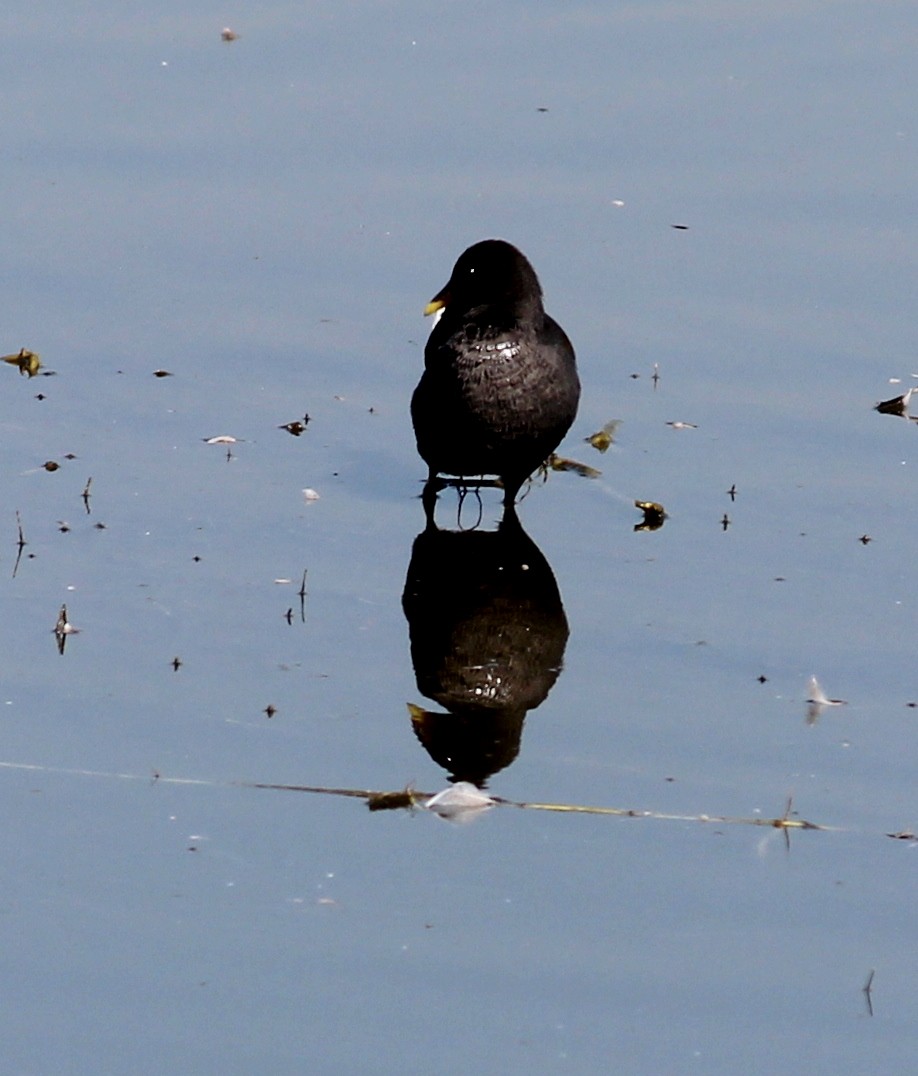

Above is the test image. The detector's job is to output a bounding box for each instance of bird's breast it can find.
[484,340,521,360]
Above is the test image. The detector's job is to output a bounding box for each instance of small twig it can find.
[780,795,794,852]
[13,510,27,578]
[298,569,308,622]
[863,969,876,1017]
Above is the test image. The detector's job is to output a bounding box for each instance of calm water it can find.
[3,2,918,1073]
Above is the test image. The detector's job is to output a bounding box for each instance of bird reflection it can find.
[401,505,569,786]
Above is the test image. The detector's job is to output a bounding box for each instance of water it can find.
[3,2,918,1072]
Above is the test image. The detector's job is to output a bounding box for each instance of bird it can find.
[411,239,580,510]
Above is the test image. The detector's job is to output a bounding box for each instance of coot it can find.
[411,239,580,508]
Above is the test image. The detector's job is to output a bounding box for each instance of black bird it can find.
[411,239,580,509]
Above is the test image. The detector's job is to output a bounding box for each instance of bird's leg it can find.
[499,500,522,531]
[500,475,524,509]
[421,473,444,525]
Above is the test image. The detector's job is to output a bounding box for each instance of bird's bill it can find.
[423,289,449,317]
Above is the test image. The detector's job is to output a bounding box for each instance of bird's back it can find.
[412,310,579,484]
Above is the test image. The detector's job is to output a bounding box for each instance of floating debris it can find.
[280,414,310,436]
[863,969,876,1017]
[54,603,79,655]
[367,789,417,812]
[584,420,621,453]
[241,778,824,834]
[12,511,27,579]
[425,782,497,823]
[2,348,41,377]
[874,388,916,418]
[806,675,848,724]
[281,569,310,624]
[806,675,847,706]
[546,454,601,479]
[0,761,839,838]
[635,500,667,531]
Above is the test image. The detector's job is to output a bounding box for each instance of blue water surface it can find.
[2,2,917,1073]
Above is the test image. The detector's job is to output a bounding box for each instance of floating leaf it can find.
[367,789,417,812]
[547,454,601,479]
[3,349,41,377]
[635,500,667,531]
[584,420,621,453]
